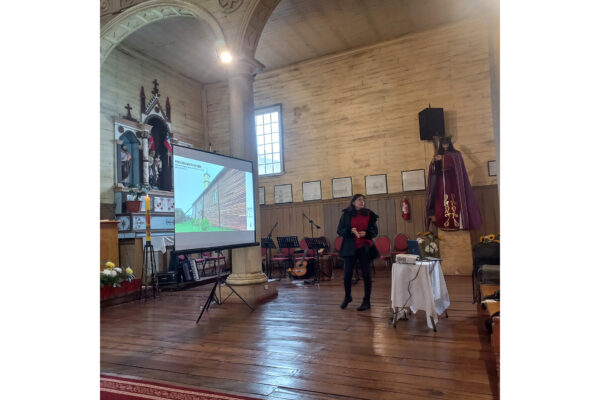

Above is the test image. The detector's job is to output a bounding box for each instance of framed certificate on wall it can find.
[332,177,352,198]
[365,174,387,195]
[488,160,498,177]
[274,184,293,204]
[258,186,265,205]
[402,169,426,192]
[302,180,322,201]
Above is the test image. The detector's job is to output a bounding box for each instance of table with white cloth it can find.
[391,260,450,331]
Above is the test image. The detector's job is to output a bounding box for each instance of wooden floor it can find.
[101,267,499,400]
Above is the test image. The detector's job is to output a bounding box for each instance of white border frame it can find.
[302,180,322,201]
[274,184,293,204]
[402,169,426,192]
[365,174,388,195]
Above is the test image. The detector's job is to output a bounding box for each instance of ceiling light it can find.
[219,51,232,64]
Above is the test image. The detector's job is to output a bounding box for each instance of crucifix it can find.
[152,79,160,96]
[124,103,133,119]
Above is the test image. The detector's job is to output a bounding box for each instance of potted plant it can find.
[125,185,149,213]
[100,261,141,301]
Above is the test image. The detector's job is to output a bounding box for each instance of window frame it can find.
[254,104,285,177]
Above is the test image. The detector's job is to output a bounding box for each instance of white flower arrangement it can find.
[100,261,135,288]
[415,232,441,258]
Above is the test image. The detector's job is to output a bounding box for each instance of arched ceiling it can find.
[118,16,228,84]
[113,0,492,84]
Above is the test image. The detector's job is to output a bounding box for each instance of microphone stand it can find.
[302,213,323,285]
[267,222,277,239]
[302,213,320,239]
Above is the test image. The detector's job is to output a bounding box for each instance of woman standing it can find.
[336,194,380,311]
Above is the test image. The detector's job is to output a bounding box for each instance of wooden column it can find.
[140,130,150,186]
[224,56,275,302]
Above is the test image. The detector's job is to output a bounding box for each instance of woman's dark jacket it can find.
[336,208,380,260]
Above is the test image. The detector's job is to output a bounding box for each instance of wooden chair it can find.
[202,251,226,275]
[299,237,317,259]
[271,247,295,278]
[374,236,392,270]
[391,233,409,258]
[328,236,343,268]
[318,236,333,279]
[261,247,267,273]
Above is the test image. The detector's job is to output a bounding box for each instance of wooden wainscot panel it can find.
[260,185,499,275]
[119,238,144,278]
[100,220,120,269]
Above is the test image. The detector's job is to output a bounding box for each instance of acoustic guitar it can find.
[290,248,325,278]
[291,249,309,278]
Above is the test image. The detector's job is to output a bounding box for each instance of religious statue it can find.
[120,145,132,186]
[148,150,162,189]
[424,136,481,231]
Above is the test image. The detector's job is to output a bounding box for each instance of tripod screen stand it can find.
[276,236,300,278]
[196,251,254,323]
[304,237,328,284]
[261,237,276,278]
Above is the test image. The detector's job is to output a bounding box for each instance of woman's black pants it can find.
[342,245,372,302]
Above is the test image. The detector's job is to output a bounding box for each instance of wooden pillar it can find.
[140,130,150,186]
[223,56,275,302]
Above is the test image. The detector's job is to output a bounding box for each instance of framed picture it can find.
[302,180,322,201]
[274,184,293,204]
[488,160,498,177]
[332,177,353,198]
[365,174,387,195]
[402,169,426,192]
[258,186,265,205]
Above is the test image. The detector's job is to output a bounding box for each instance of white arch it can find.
[100,0,227,65]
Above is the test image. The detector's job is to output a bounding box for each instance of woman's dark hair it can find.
[345,194,369,215]
[437,137,456,154]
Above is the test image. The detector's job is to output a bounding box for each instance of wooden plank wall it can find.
[240,17,498,208]
[260,185,499,260]
[469,185,501,244]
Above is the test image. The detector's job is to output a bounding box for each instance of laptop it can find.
[407,240,421,256]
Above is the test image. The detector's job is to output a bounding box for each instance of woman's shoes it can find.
[357,300,371,311]
[340,296,352,309]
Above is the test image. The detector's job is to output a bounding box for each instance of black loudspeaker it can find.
[419,107,445,140]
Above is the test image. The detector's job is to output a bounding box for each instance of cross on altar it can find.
[124,103,133,119]
[152,79,160,96]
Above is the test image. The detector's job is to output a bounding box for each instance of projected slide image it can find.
[174,157,254,233]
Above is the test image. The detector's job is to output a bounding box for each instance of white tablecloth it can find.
[142,236,174,254]
[391,260,450,329]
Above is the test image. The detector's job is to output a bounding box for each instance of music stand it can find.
[303,237,328,285]
[261,238,276,278]
[276,236,300,278]
[196,251,254,323]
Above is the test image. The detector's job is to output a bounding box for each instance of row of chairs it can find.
[328,233,410,270]
[262,233,411,272]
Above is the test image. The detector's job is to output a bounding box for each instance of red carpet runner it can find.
[100,375,262,400]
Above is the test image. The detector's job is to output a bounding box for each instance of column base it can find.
[219,278,278,305]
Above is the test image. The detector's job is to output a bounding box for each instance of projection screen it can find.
[173,145,256,252]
